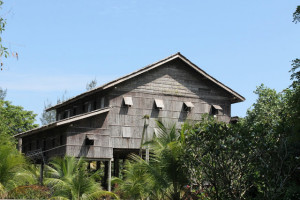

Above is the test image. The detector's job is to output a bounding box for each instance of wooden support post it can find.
[108,159,112,192]
[114,157,119,177]
[145,125,149,163]
[96,161,101,170]
[40,162,44,185]
[18,138,22,152]
[103,161,108,189]
[87,161,90,170]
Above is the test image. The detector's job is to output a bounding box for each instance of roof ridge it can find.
[46,52,181,111]
[46,52,245,111]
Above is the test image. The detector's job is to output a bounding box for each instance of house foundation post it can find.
[108,158,112,192]
[114,156,119,177]
[40,162,44,185]
[103,161,108,189]
[18,138,22,152]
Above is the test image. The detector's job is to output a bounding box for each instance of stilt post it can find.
[108,158,112,192]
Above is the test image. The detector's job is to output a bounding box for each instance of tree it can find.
[45,156,118,199]
[0,0,9,69]
[0,99,38,136]
[0,133,32,198]
[114,121,189,200]
[86,78,97,91]
[40,90,68,125]
[0,87,6,100]
[40,100,56,125]
[293,5,300,23]
[184,116,255,200]
[243,85,299,199]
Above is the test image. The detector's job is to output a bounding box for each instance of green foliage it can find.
[112,157,153,200]
[0,87,6,100]
[0,99,38,135]
[115,121,188,200]
[293,5,300,23]
[86,78,97,91]
[0,133,39,198]
[244,85,299,199]
[0,0,9,68]
[45,156,118,200]
[8,185,50,199]
[185,116,254,200]
[40,100,56,125]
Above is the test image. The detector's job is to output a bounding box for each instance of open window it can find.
[123,96,133,107]
[184,102,194,111]
[100,97,105,108]
[85,134,95,146]
[57,113,62,120]
[83,102,92,113]
[73,106,78,116]
[211,105,223,116]
[155,99,164,110]
[36,140,40,149]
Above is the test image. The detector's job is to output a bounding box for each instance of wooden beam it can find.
[108,159,112,192]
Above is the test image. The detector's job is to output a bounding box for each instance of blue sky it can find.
[1,0,299,124]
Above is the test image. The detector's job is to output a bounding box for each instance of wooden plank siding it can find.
[18,56,240,161]
[107,59,232,150]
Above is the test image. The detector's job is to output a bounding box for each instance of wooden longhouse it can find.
[15,52,245,190]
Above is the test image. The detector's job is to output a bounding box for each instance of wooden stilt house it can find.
[15,52,245,190]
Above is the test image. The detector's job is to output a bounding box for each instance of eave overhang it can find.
[15,107,110,138]
[46,52,245,111]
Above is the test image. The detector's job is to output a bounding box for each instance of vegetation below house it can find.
[0,60,299,199]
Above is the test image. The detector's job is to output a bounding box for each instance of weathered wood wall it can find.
[22,58,234,160]
[107,59,232,150]
[65,113,113,159]
[21,126,68,161]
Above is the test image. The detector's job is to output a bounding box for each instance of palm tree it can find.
[45,155,118,200]
[114,121,189,200]
[0,133,34,198]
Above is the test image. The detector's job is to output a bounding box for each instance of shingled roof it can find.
[46,52,245,111]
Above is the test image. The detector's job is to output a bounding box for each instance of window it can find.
[83,102,92,113]
[93,101,97,110]
[85,134,95,145]
[43,140,46,150]
[123,96,133,107]
[64,110,71,118]
[100,97,105,108]
[60,135,64,145]
[57,113,62,120]
[73,106,78,115]
[122,127,132,138]
[87,103,92,112]
[36,140,40,149]
[211,105,222,116]
[154,99,164,109]
[52,138,56,147]
[184,102,194,111]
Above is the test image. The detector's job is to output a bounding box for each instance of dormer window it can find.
[211,105,222,116]
[184,102,194,111]
[123,96,133,107]
[155,99,164,110]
